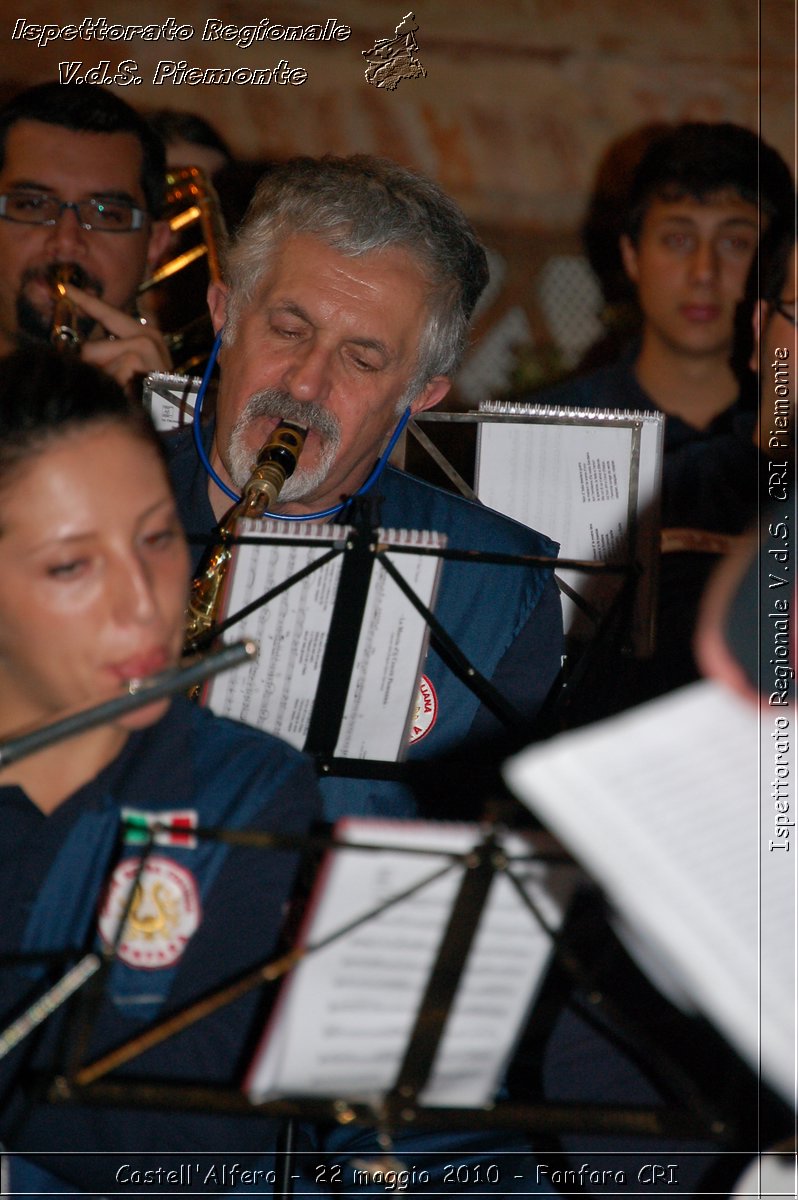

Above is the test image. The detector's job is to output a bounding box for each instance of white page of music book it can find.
[245,820,579,1108]
[142,371,201,431]
[204,522,444,759]
[504,680,796,1105]
[474,403,663,654]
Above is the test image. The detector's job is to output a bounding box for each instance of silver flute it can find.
[0,640,256,768]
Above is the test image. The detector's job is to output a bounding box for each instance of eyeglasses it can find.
[770,298,798,329]
[0,191,146,232]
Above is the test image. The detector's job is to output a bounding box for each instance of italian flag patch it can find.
[121,808,198,849]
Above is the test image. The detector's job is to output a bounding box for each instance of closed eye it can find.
[142,526,180,550]
[345,340,389,373]
[270,318,308,340]
[350,353,380,372]
[47,558,89,579]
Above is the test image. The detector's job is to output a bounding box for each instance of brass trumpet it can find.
[49,264,88,352]
[184,421,308,651]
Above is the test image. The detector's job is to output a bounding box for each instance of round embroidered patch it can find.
[408,674,438,744]
[98,855,201,969]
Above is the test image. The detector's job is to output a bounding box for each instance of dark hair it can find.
[147,109,232,163]
[756,222,796,304]
[624,122,794,243]
[0,83,166,217]
[733,222,796,378]
[0,346,166,490]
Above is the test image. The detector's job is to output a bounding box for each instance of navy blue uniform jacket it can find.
[166,425,564,819]
[0,698,319,1193]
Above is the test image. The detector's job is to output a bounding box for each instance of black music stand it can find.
[1,816,771,1197]
[193,502,636,769]
[0,506,758,1195]
[405,409,661,722]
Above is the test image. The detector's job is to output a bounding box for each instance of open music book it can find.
[475,401,664,655]
[245,819,578,1107]
[203,521,445,760]
[503,680,795,1106]
[142,371,202,432]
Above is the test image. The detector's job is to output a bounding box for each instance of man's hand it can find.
[65,283,172,390]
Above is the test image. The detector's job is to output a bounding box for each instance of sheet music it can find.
[245,820,578,1108]
[503,680,796,1105]
[475,402,663,654]
[142,372,201,431]
[204,522,444,759]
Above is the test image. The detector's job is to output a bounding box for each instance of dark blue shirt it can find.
[166,426,564,819]
[533,358,761,709]
[536,357,759,534]
[0,698,320,1193]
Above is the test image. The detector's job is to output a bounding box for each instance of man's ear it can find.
[750,299,767,373]
[410,375,450,416]
[145,219,174,274]
[207,280,229,336]
[619,234,640,284]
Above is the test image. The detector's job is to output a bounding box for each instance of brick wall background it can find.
[1,0,793,396]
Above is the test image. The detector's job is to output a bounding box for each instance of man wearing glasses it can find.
[0,82,172,389]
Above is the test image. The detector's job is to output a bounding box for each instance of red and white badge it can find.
[98,855,201,969]
[408,674,438,744]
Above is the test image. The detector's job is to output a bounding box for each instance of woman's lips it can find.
[681,304,721,323]
[109,648,170,684]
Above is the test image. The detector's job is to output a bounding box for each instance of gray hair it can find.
[222,155,489,398]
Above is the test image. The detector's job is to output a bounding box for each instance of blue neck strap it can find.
[192,332,411,522]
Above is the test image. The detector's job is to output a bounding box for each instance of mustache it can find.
[227,389,341,498]
[16,262,102,345]
[234,390,341,445]
[22,261,102,297]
